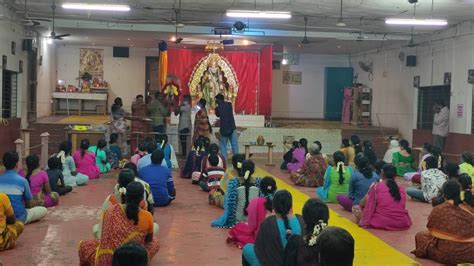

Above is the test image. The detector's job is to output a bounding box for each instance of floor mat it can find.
[254,167,419,266]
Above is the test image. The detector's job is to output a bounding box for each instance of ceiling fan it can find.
[22,0,52,26]
[162,0,185,28]
[49,2,71,40]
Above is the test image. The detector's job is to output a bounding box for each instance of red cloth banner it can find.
[167,47,272,116]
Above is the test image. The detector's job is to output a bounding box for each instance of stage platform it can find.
[33,115,398,157]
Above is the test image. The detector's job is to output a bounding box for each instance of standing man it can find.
[175,95,192,156]
[215,94,238,159]
[147,92,170,140]
[131,94,151,151]
[432,100,449,151]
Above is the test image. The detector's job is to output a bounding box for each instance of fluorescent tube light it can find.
[62,3,131,12]
[385,18,447,26]
[226,10,291,19]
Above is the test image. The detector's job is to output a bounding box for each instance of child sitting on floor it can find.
[46,157,73,196]
[199,155,225,192]
[208,154,247,209]
[281,141,299,170]
[108,133,122,169]
[130,142,147,166]
[201,143,227,172]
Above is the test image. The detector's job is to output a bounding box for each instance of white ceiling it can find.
[5,0,474,53]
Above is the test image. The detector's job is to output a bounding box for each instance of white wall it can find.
[0,5,28,126]
[351,21,474,141]
[37,39,57,118]
[272,54,350,118]
[56,45,159,113]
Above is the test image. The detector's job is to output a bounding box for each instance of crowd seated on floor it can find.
[1,128,474,266]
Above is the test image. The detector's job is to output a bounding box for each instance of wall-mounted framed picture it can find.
[19,60,23,73]
[468,69,474,84]
[413,75,420,88]
[283,71,302,85]
[11,41,16,55]
[444,72,451,86]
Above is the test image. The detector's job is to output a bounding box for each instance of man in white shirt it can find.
[432,100,449,151]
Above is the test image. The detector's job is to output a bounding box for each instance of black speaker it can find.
[113,47,129,58]
[406,55,417,67]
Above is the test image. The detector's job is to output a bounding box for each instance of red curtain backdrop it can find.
[259,46,272,117]
[167,47,272,116]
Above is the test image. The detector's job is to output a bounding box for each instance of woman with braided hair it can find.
[227,176,277,248]
[359,164,412,230]
[242,190,304,266]
[284,198,329,265]
[317,151,352,202]
[211,157,261,228]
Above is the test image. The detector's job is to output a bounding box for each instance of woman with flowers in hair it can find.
[242,190,304,266]
[79,182,160,265]
[227,176,277,248]
[284,198,329,265]
[93,169,158,239]
[317,151,352,202]
[290,142,327,188]
[212,157,260,228]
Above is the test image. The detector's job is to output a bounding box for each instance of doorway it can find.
[324,67,353,121]
[145,56,159,102]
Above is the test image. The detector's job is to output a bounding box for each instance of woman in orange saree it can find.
[79,182,159,266]
[412,180,474,265]
[193,99,212,143]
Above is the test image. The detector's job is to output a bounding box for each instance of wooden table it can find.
[69,130,106,151]
[244,144,276,166]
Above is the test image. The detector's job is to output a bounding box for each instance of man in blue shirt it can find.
[215,93,238,159]
[138,141,169,170]
[0,152,47,224]
[138,149,175,207]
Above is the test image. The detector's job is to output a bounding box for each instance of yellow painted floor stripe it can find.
[255,167,419,266]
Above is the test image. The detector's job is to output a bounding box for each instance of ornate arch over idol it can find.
[188,53,239,112]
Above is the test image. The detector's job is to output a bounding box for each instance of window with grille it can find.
[2,70,18,119]
[417,85,450,130]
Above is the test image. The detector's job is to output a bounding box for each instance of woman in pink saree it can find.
[287,138,308,172]
[360,164,412,231]
[227,177,277,249]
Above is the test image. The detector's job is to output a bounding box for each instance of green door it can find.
[324,67,353,121]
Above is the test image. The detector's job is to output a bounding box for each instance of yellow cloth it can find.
[459,162,474,185]
[0,193,24,251]
[159,51,168,86]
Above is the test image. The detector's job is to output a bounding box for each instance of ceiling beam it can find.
[51,19,411,41]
